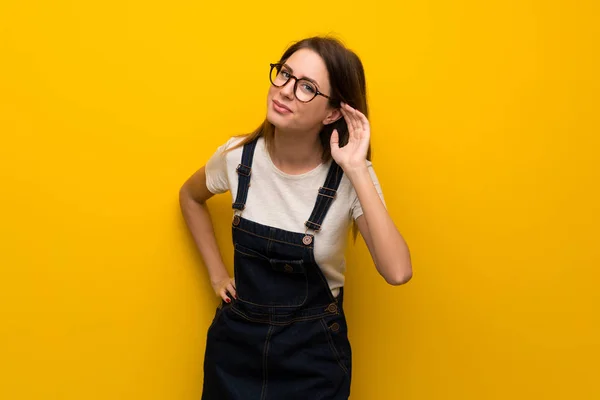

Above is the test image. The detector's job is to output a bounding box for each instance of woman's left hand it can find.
[330,102,371,172]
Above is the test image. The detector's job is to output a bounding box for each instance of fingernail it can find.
[225,298,231,303]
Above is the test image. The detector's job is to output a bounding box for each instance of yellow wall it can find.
[1,0,598,398]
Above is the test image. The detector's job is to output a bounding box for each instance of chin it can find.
[265,109,277,126]
[266,108,290,129]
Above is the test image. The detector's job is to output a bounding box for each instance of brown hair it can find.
[229,36,371,239]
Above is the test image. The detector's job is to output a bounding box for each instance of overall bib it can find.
[202,139,352,400]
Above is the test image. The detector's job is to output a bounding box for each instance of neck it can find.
[269,127,324,175]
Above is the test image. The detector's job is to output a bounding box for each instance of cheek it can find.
[267,86,275,101]
[301,102,329,123]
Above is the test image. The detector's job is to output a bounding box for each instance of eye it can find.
[281,70,291,79]
[301,82,316,94]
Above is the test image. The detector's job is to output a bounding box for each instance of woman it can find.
[179,36,412,399]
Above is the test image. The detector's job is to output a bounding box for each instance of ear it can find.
[322,107,342,126]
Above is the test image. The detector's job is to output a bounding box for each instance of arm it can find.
[349,169,412,285]
[179,166,237,301]
[330,102,412,285]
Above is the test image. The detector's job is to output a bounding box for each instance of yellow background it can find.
[1,0,598,398]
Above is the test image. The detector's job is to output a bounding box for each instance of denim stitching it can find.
[260,325,275,400]
[231,307,332,325]
[306,162,343,231]
[232,140,257,210]
[235,301,337,316]
[319,319,349,376]
[306,195,327,230]
[233,226,314,249]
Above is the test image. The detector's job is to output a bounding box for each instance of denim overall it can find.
[202,139,352,399]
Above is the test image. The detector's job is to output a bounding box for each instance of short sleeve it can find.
[204,138,234,194]
[350,161,386,220]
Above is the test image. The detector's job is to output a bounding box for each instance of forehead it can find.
[283,48,329,87]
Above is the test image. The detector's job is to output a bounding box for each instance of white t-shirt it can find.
[204,135,386,296]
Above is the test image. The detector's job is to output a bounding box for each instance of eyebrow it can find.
[282,63,320,87]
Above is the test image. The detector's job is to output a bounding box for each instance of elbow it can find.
[178,185,190,206]
[178,184,198,210]
[384,264,413,286]
[179,179,192,198]
[179,183,197,204]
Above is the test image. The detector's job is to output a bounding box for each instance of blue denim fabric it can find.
[202,140,350,399]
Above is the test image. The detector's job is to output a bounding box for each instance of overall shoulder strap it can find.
[232,139,258,211]
[304,161,344,232]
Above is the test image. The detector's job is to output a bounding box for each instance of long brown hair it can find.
[228,36,371,239]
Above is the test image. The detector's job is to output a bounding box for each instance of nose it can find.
[279,78,295,100]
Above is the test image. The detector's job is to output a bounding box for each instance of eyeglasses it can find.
[269,63,332,103]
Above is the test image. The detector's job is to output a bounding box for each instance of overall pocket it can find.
[234,243,308,307]
[320,316,352,375]
[207,300,230,334]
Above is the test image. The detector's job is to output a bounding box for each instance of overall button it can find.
[330,322,340,332]
[326,303,338,313]
[302,235,313,245]
[232,215,241,226]
[284,264,294,273]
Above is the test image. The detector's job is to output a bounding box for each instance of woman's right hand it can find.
[212,277,237,303]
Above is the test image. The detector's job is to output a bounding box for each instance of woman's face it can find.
[266,48,340,133]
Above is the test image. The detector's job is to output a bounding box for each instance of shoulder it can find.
[204,135,251,194]
[216,135,247,153]
[209,135,250,163]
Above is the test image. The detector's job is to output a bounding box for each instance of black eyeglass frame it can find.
[269,63,332,103]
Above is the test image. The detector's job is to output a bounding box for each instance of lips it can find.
[273,99,292,113]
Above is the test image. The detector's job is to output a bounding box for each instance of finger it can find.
[231,278,236,289]
[355,108,370,133]
[354,109,369,125]
[330,129,340,150]
[226,282,237,299]
[221,289,231,303]
[340,107,355,135]
[343,103,361,135]
[340,104,349,120]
